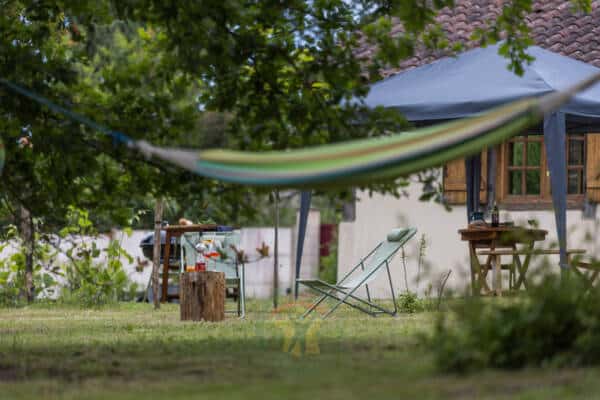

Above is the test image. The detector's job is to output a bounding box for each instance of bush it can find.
[397,292,426,313]
[58,207,138,307]
[428,274,600,372]
[0,226,58,306]
[319,231,338,284]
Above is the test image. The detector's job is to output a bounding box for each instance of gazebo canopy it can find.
[363,43,600,125]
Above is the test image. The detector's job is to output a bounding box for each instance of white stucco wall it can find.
[290,210,321,293]
[239,227,293,298]
[338,170,600,298]
[0,224,322,300]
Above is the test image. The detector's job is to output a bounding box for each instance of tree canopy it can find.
[0,0,592,232]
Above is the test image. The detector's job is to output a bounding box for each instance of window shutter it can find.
[443,151,487,205]
[443,158,467,204]
[586,133,600,202]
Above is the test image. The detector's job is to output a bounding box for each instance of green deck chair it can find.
[298,227,417,319]
[181,230,246,318]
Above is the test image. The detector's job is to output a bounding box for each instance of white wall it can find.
[0,225,321,300]
[239,227,293,298]
[290,210,321,293]
[338,170,600,298]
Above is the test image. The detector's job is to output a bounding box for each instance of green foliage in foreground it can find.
[1,301,600,400]
[430,275,600,372]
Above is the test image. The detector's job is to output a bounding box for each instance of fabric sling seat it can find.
[298,227,417,319]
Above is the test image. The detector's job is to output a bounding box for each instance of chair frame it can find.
[299,240,404,319]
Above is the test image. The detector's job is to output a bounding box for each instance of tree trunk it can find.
[273,190,279,310]
[180,271,225,322]
[151,198,164,309]
[19,206,35,303]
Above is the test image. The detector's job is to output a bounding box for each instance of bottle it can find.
[195,253,206,272]
[491,202,499,227]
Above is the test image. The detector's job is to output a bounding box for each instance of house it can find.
[337,0,600,297]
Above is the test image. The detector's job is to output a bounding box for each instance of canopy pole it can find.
[544,112,568,269]
[294,191,312,299]
[465,155,482,221]
[273,190,279,310]
[486,147,498,215]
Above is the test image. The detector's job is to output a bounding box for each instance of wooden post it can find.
[162,230,172,302]
[20,206,35,303]
[180,271,225,322]
[151,198,164,309]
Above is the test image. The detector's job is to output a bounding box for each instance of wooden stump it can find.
[180,271,225,322]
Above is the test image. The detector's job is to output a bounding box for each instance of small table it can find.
[459,226,547,296]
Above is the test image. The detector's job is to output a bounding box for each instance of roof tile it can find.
[359,0,600,76]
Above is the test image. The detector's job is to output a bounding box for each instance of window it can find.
[503,133,585,205]
[567,135,585,195]
[507,135,543,196]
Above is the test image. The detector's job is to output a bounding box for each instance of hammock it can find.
[2,72,600,185]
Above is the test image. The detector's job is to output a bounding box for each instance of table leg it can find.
[469,244,492,295]
[469,244,482,295]
[514,242,533,290]
[161,231,172,303]
[492,253,502,296]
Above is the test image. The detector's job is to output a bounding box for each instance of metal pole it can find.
[294,191,312,299]
[273,190,279,310]
[151,198,164,309]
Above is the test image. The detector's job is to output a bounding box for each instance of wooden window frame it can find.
[498,133,586,210]
[567,135,586,196]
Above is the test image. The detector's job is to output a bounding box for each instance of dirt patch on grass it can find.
[0,363,23,381]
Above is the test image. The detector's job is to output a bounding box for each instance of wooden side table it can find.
[459,226,547,296]
[180,271,225,322]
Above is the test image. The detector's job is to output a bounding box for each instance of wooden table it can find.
[161,224,218,302]
[459,226,547,296]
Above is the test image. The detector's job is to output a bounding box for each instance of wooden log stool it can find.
[180,271,226,322]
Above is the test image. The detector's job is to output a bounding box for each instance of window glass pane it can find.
[510,142,523,166]
[509,170,522,195]
[568,171,583,194]
[527,141,541,166]
[525,170,541,194]
[568,139,584,166]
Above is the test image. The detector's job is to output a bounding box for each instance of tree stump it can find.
[180,271,225,322]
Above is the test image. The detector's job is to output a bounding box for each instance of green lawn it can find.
[0,299,598,400]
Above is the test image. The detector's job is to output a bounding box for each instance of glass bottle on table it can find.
[491,202,500,227]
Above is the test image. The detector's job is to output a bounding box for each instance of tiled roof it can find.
[356,0,600,78]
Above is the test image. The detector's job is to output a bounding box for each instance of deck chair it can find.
[298,227,417,319]
[181,230,246,318]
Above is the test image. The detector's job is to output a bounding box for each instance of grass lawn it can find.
[0,299,598,400]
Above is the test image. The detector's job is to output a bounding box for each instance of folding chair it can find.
[298,227,417,319]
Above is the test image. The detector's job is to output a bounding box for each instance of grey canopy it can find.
[363,43,600,123]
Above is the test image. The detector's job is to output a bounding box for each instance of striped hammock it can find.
[2,72,600,185]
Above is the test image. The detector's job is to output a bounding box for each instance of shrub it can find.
[397,292,425,313]
[0,226,58,306]
[319,231,338,284]
[428,274,600,372]
[58,207,138,307]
